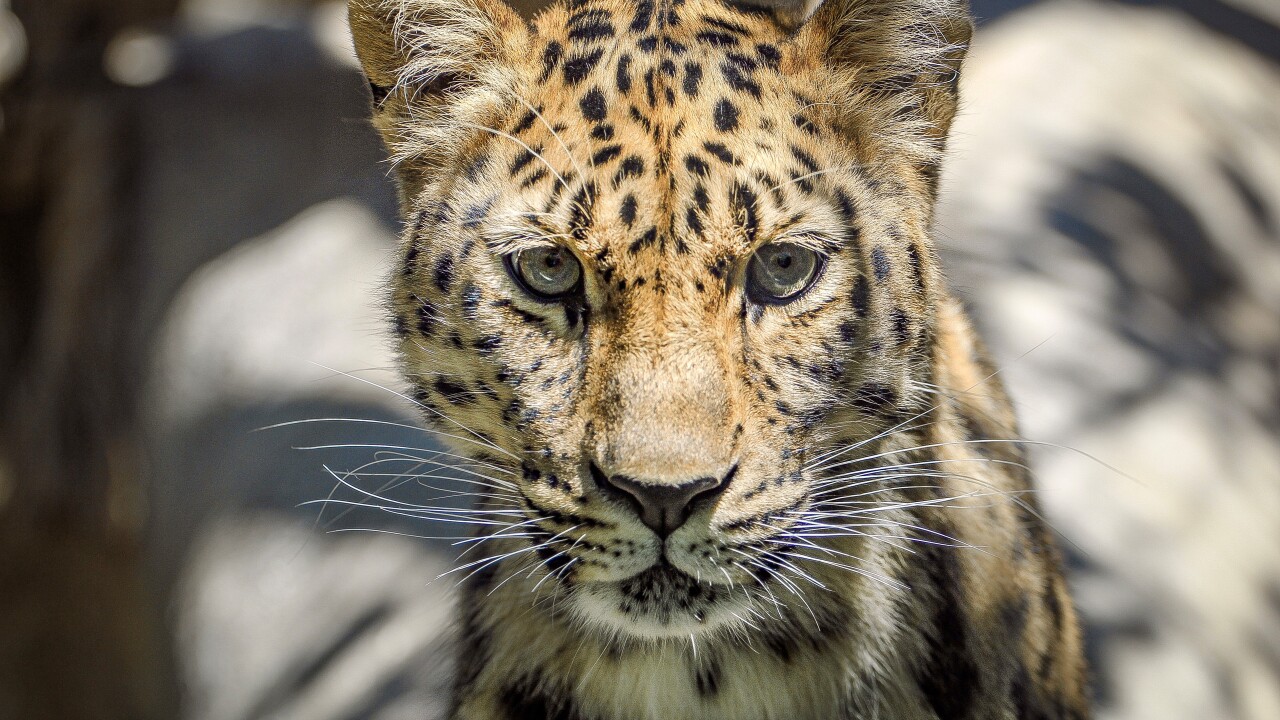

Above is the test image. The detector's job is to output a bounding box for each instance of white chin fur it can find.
[569,571,750,641]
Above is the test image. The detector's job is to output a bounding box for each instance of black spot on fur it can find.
[721,58,760,97]
[628,105,651,132]
[907,241,925,292]
[630,0,654,31]
[402,241,420,278]
[852,383,896,413]
[433,254,455,293]
[872,246,891,281]
[540,41,563,83]
[510,148,538,175]
[891,308,910,344]
[790,145,819,172]
[682,62,703,97]
[834,188,857,225]
[567,10,614,42]
[696,30,739,47]
[520,168,548,188]
[692,183,710,212]
[590,124,615,141]
[763,630,797,663]
[755,42,781,68]
[619,194,638,226]
[643,68,657,106]
[685,154,710,177]
[628,226,659,254]
[793,113,819,136]
[563,48,605,85]
[416,303,436,337]
[536,543,573,574]
[462,200,493,229]
[474,335,502,353]
[851,275,869,316]
[838,320,857,344]
[591,144,623,166]
[728,182,759,240]
[703,141,737,165]
[568,185,596,240]
[460,283,481,316]
[713,98,740,132]
[686,206,704,235]
[579,88,607,122]
[616,53,633,93]
[615,155,645,185]
[703,16,749,33]
[511,110,538,136]
[434,377,472,405]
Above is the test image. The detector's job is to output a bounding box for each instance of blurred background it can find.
[0,0,1277,718]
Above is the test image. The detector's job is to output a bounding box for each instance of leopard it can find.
[346,0,1090,717]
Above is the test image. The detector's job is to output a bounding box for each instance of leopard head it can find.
[349,0,970,640]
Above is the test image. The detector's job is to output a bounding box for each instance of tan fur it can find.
[349,0,1089,716]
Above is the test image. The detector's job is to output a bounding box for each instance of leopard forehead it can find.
[501,0,847,254]
[419,0,933,271]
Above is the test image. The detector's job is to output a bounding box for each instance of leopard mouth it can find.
[566,560,734,635]
[620,561,699,596]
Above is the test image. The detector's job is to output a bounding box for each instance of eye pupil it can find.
[774,254,793,270]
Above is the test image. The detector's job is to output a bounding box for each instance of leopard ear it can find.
[793,0,972,167]
[348,0,529,190]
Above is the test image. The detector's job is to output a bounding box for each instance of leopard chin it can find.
[571,563,752,640]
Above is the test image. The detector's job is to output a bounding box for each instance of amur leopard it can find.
[347,0,1090,716]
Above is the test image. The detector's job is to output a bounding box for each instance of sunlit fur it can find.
[348,0,1089,716]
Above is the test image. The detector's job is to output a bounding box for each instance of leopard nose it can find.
[592,464,735,537]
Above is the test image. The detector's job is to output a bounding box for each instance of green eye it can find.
[508,246,582,299]
[746,242,824,304]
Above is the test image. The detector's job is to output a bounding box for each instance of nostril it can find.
[590,462,735,537]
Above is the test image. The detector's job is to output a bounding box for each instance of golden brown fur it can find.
[348,0,1089,716]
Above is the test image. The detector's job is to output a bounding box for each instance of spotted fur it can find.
[348,0,1089,716]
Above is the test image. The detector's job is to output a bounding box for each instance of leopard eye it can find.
[746,242,824,304]
[508,246,582,299]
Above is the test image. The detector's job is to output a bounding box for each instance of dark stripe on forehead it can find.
[630,0,654,31]
[539,41,563,83]
[567,8,615,42]
[729,181,760,241]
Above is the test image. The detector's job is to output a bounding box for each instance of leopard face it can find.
[351,0,969,641]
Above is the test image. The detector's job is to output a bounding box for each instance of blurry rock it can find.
[178,515,453,720]
[939,2,1280,718]
[152,198,403,426]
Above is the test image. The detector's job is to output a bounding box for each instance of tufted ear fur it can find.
[348,0,529,197]
[793,0,972,184]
